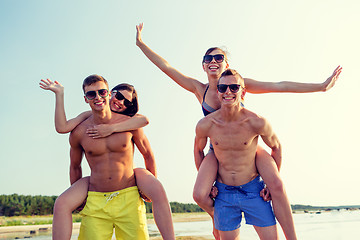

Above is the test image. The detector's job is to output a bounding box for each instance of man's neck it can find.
[92,108,113,124]
[220,103,243,121]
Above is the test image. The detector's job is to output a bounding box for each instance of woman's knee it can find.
[53,194,71,213]
[150,181,167,201]
[266,176,285,195]
[137,175,167,203]
[193,185,209,204]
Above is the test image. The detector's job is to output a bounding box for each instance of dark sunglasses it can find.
[203,54,225,64]
[112,90,133,107]
[85,89,109,100]
[217,84,243,93]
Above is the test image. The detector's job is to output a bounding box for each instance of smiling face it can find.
[202,48,229,78]
[217,74,245,107]
[109,83,139,117]
[110,89,133,113]
[83,81,110,112]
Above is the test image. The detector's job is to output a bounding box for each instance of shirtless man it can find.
[70,75,152,239]
[194,69,281,240]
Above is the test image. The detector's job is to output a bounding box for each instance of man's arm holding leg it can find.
[132,128,156,177]
[132,128,176,239]
[194,120,209,171]
[69,132,84,184]
[256,117,282,171]
[256,117,298,239]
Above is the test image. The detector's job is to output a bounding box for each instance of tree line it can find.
[0,194,57,216]
[146,201,203,214]
[4,194,357,217]
[0,194,203,217]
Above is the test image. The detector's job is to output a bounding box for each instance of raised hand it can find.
[39,79,64,94]
[136,23,144,46]
[322,65,342,92]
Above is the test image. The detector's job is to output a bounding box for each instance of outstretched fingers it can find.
[324,65,342,91]
[136,23,144,46]
[137,22,143,31]
[335,65,342,78]
[332,65,342,80]
[39,78,53,90]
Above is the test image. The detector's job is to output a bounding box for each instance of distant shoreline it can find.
[1,210,359,239]
[0,212,212,238]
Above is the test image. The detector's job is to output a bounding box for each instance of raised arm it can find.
[132,128,157,177]
[39,79,91,133]
[136,23,205,100]
[255,117,282,170]
[244,65,342,94]
[69,131,84,185]
[194,119,209,171]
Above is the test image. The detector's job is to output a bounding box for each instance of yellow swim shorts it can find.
[78,186,149,240]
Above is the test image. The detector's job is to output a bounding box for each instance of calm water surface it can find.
[1,210,359,239]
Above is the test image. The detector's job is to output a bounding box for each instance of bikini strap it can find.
[203,85,209,102]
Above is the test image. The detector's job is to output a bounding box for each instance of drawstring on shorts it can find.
[104,192,119,203]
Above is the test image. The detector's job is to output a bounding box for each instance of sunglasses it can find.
[85,89,109,100]
[217,84,243,93]
[112,90,133,107]
[203,54,225,64]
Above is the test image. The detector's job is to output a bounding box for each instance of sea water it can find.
[2,210,360,239]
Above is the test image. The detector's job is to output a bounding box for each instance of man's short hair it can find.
[219,69,244,84]
[82,75,109,93]
[111,83,139,117]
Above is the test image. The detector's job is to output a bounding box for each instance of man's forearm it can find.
[70,166,82,185]
[271,146,282,171]
[194,149,205,171]
[144,154,157,178]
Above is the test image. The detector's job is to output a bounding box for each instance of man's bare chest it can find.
[80,132,133,157]
[210,124,257,151]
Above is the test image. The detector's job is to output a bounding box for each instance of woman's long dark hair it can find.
[111,83,138,117]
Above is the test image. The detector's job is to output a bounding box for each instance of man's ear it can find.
[241,88,246,100]
[84,96,89,103]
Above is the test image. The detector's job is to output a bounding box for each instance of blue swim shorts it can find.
[214,175,276,231]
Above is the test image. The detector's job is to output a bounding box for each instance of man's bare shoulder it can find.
[197,114,214,126]
[70,117,92,142]
[111,113,132,123]
[72,116,91,131]
[242,109,267,133]
[195,112,219,135]
[129,127,144,137]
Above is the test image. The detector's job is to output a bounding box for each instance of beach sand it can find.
[0,213,213,239]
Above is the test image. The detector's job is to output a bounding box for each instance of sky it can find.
[1,0,359,207]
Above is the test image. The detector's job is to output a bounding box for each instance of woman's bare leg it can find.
[256,146,297,240]
[52,177,89,240]
[192,150,219,240]
[134,168,175,240]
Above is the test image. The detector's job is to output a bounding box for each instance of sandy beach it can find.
[0,212,213,239]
